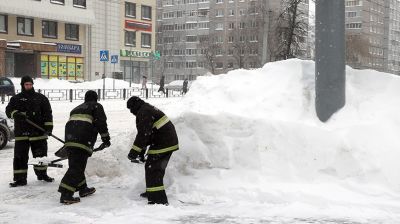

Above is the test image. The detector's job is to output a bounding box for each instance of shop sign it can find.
[120,49,152,58]
[125,20,152,32]
[57,43,82,54]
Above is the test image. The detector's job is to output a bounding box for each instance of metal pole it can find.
[113,63,115,90]
[129,46,132,87]
[315,0,346,122]
[102,62,105,100]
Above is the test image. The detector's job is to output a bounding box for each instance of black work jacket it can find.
[132,103,179,155]
[64,101,109,155]
[6,89,53,140]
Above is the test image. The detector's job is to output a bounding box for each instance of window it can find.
[228,22,235,29]
[216,0,223,3]
[65,23,79,40]
[228,9,235,16]
[216,23,224,30]
[125,2,136,18]
[125,30,136,46]
[42,20,57,38]
[73,0,86,8]
[17,17,34,36]
[141,33,151,48]
[0,15,7,33]
[142,5,152,20]
[216,9,224,17]
[50,0,65,4]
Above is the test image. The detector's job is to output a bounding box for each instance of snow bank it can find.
[159,59,400,189]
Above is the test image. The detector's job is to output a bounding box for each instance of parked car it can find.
[0,77,15,96]
[0,111,14,150]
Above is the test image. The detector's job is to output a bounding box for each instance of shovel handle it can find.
[25,118,65,144]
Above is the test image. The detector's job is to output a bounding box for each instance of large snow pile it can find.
[1,59,400,223]
[157,59,400,188]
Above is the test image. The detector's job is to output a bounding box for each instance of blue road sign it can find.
[100,50,109,62]
[111,55,118,64]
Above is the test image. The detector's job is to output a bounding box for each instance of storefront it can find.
[40,43,84,80]
[120,49,151,83]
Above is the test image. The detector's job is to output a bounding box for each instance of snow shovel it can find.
[25,118,65,144]
[31,143,110,168]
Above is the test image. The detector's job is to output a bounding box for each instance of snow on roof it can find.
[8,40,57,46]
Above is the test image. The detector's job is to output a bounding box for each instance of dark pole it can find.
[315,0,346,122]
[130,46,132,87]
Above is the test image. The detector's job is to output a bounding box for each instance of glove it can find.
[102,140,111,147]
[44,127,53,136]
[13,111,26,120]
[127,149,140,162]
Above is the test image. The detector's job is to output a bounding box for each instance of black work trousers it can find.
[13,139,48,181]
[58,147,88,194]
[145,152,172,204]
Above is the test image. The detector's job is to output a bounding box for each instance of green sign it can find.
[120,49,152,58]
[152,51,161,60]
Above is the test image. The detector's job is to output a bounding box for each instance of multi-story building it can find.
[385,0,400,74]
[345,0,400,75]
[155,0,309,81]
[119,0,157,84]
[89,0,156,83]
[0,0,94,80]
[155,0,210,83]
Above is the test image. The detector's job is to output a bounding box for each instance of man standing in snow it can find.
[58,90,110,204]
[6,75,54,187]
[158,75,165,94]
[126,96,179,205]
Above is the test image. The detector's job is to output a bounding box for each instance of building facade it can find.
[0,0,94,80]
[155,0,309,82]
[119,0,157,84]
[345,0,400,75]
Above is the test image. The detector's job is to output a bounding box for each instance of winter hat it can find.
[20,75,34,85]
[127,96,144,115]
[84,90,98,102]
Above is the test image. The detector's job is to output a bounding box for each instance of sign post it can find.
[111,55,118,90]
[100,50,109,100]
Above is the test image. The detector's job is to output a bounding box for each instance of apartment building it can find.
[345,0,400,75]
[119,0,157,84]
[155,0,309,81]
[0,0,94,80]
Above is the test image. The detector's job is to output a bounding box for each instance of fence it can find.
[1,87,184,104]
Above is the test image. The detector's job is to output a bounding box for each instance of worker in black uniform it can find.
[58,90,110,204]
[126,96,179,205]
[6,75,54,187]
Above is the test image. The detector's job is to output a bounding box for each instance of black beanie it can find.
[85,90,98,102]
[21,75,34,85]
[127,96,144,115]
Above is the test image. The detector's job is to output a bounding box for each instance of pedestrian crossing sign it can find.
[100,50,109,62]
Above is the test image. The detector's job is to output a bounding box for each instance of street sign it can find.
[100,50,109,62]
[111,55,118,64]
[152,51,161,60]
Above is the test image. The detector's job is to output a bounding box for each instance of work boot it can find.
[38,175,54,182]
[9,180,27,188]
[60,192,80,205]
[140,192,148,198]
[79,187,96,197]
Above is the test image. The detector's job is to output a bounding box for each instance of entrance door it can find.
[15,53,35,77]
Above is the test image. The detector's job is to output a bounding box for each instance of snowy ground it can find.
[1,59,400,223]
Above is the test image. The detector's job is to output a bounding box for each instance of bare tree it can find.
[198,33,221,74]
[269,0,308,60]
[345,34,369,68]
